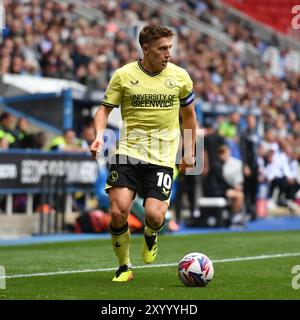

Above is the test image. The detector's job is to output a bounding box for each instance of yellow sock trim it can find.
[144,219,165,236]
[111,227,131,267]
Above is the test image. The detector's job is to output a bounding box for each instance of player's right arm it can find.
[90,70,122,160]
[90,105,113,160]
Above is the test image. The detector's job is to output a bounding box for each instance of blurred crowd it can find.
[201,111,300,227]
[2,0,300,121]
[1,0,300,223]
[0,111,94,152]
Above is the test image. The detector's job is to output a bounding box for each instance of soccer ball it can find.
[178,252,214,287]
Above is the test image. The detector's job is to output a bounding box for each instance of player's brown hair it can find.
[139,24,174,46]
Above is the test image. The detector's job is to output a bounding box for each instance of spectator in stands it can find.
[261,129,279,153]
[11,117,47,149]
[18,131,47,149]
[0,137,9,150]
[14,117,31,145]
[283,144,300,205]
[203,116,225,176]
[48,128,88,152]
[218,111,241,159]
[203,145,245,227]
[219,111,241,138]
[273,114,288,138]
[10,56,26,74]
[174,117,202,223]
[264,140,296,207]
[71,39,91,71]
[240,114,259,220]
[0,112,18,146]
[257,144,267,184]
[80,123,96,147]
[264,147,283,208]
[174,167,198,222]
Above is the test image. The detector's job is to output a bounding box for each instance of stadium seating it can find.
[222,0,298,35]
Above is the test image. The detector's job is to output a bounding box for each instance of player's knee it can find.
[145,207,166,227]
[110,202,130,226]
[110,211,128,227]
[146,216,165,229]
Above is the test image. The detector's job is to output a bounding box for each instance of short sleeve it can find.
[102,70,123,108]
[179,70,194,107]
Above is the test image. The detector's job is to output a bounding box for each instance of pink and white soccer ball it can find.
[178,252,214,287]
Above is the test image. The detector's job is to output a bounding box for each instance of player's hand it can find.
[90,138,103,160]
[179,155,195,173]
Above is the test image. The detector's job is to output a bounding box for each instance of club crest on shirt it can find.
[165,78,176,89]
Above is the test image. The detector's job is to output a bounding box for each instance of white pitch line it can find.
[1,252,300,280]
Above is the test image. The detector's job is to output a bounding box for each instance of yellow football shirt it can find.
[102,60,194,168]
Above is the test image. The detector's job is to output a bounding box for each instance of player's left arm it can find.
[180,101,197,172]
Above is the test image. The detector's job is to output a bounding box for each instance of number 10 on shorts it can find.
[156,172,172,189]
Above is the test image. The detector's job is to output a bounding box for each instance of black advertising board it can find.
[0,150,98,193]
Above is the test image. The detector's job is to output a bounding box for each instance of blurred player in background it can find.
[90,24,197,282]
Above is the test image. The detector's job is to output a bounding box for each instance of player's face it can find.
[143,37,173,72]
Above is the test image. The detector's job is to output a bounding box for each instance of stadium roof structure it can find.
[0,74,87,100]
[0,74,122,130]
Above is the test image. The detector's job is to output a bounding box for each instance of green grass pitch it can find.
[0,230,299,300]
